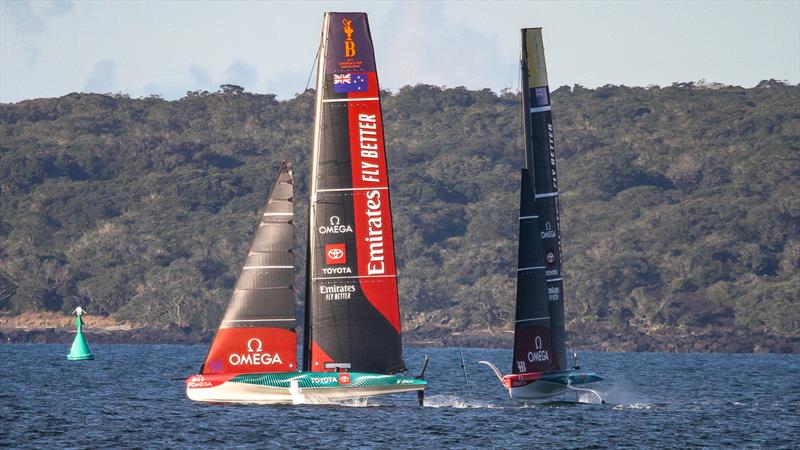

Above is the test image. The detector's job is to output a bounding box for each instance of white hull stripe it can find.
[317,187,388,193]
[221,318,294,323]
[262,213,293,216]
[519,215,539,220]
[243,266,293,270]
[535,192,559,199]
[547,277,564,282]
[312,275,397,281]
[323,97,380,103]
[530,106,552,113]
[518,266,545,271]
[515,316,550,323]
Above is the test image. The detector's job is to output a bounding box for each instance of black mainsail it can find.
[303,12,405,374]
[512,28,568,374]
[201,161,297,375]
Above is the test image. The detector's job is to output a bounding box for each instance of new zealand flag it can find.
[333,73,368,93]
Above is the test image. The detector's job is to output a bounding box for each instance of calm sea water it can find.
[1,344,798,449]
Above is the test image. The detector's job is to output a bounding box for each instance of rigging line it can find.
[304,45,321,93]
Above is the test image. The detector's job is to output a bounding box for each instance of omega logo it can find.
[247,338,263,353]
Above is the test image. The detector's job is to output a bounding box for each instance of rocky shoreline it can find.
[0,325,213,345]
[406,322,800,353]
[2,322,798,353]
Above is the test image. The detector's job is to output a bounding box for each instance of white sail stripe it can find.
[235,286,292,290]
[547,277,564,282]
[518,266,545,271]
[515,316,550,323]
[519,215,539,220]
[221,318,294,323]
[311,275,397,281]
[316,187,389,192]
[322,97,380,103]
[242,266,294,269]
[530,105,552,113]
[535,192,559,199]
[262,213,293,216]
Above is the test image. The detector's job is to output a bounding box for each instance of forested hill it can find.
[1,81,797,339]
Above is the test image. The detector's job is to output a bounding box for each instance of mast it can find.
[512,28,567,374]
[201,161,297,375]
[303,12,330,376]
[303,12,405,374]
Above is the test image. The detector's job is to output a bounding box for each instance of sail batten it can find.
[303,12,405,374]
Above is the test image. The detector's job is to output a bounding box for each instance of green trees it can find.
[0,82,797,335]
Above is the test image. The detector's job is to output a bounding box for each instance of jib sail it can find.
[201,161,297,375]
[512,28,568,374]
[303,12,405,374]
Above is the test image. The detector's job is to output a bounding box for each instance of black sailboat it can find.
[480,28,603,401]
[186,12,425,404]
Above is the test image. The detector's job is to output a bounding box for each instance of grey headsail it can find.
[512,28,567,374]
[201,161,297,375]
[303,12,405,374]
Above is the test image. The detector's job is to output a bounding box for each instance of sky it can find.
[1,0,798,103]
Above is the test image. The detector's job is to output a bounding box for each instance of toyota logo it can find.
[328,248,344,259]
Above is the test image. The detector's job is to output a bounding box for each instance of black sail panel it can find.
[512,169,556,373]
[513,28,568,374]
[304,12,404,374]
[202,161,297,375]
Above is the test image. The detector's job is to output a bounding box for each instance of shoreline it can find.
[2,322,798,353]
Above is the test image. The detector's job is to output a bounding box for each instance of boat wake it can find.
[612,402,665,410]
[589,379,665,409]
[573,390,604,404]
[423,394,498,409]
[326,397,373,408]
[283,394,378,407]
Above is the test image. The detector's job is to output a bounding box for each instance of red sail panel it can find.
[304,12,404,374]
[203,327,297,374]
[352,189,400,332]
[308,340,335,371]
[348,97,401,333]
[512,326,557,374]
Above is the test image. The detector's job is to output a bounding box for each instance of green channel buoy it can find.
[67,306,94,361]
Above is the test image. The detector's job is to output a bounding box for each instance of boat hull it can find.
[186,371,425,404]
[503,370,603,400]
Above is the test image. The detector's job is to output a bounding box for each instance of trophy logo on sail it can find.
[343,19,356,57]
